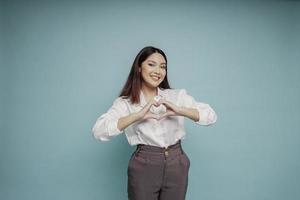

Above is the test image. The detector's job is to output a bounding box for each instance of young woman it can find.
[92,46,217,200]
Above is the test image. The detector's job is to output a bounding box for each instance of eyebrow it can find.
[148,60,167,65]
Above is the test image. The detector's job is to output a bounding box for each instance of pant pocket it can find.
[181,151,190,167]
[127,151,137,170]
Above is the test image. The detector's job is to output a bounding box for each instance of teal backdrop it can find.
[1,0,299,200]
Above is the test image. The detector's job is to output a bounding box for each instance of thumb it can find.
[142,100,154,114]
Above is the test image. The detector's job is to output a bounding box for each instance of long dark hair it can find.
[119,46,172,104]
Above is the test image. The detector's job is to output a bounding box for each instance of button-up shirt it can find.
[91,87,217,148]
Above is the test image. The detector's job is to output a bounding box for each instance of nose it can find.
[154,66,161,74]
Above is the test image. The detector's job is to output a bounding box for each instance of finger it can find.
[159,99,173,108]
[144,99,155,111]
[158,99,165,104]
[151,98,160,107]
[159,112,170,119]
[153,114,160,120]
[161,100,178,113]
[151,115,160,120]
[146,113,160,120]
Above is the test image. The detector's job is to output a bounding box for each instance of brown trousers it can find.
[127,140,190,200]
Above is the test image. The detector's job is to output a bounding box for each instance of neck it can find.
[141,84,158,99]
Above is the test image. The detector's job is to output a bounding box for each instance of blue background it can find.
[1,0,300,199]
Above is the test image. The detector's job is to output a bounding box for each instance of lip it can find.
[150,75,160,80]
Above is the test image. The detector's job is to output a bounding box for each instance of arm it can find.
[177,89,217,126]
[117,112,140,132]
[91,97,130,141]
[92,96,160,141]
[177,106,200,123]
[117,97,160,131]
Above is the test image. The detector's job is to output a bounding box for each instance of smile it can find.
[150,76,160,81]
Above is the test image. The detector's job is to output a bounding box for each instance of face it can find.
[140,52,167,88]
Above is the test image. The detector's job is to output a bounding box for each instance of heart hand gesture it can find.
[137,96,181,121]
[137,97,161,121]
[157,99,181,120]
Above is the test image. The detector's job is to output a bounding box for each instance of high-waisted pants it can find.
[127,140,190,200]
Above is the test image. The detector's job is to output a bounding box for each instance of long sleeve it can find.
[177,89,217,126]
[91,97,129,141]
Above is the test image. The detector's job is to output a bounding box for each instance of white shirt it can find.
[91,87,217,148]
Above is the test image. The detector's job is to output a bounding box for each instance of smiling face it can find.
[140,52,167,89]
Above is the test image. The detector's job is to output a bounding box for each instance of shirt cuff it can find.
[195,106,217,126]
[107,119,123,137]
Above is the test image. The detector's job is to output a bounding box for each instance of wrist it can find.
[177,106,186,117]
[132,111,142,122]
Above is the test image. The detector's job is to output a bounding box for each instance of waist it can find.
[136,140,182,152]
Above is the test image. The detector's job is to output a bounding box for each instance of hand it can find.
[157,99,182,120]
[137,97,161,121]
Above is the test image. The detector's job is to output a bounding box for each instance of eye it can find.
[148,63,155,66]
[161,66,166,69]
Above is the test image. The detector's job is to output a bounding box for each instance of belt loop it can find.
[135,144,142,156]
[178,140,184,154]
[180,146,184,154]
[178,139,181,145]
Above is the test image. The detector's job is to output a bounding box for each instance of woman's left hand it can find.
[157,99,181,119]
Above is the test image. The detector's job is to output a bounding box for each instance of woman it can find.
[91,46,217,200]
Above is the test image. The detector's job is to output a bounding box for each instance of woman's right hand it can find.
[136,97,160,121]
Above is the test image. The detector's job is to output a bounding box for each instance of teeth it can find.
[151,76,160,80]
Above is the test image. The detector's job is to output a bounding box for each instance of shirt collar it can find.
[139,87,166,108]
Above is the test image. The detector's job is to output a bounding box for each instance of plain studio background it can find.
[1,0,299,199]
